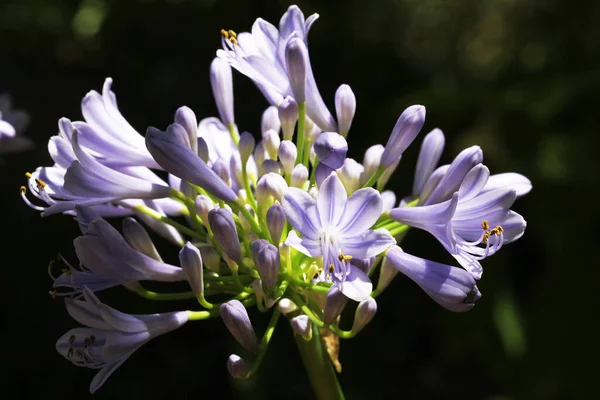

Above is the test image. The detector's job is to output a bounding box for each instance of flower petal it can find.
[282,187,321,238]
[285,230,321,257]
[339,228,395,259]
[337,188,382,234]
[481,173,532,198]
[337,265,372,302]
[458,164,489,202]
[316,172,347,227]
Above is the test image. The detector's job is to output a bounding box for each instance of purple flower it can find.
[380,105,426,168]
[216,5,337,132]
[283,172,395,301]
[220,300,259,352]
[56,288,188,393]
[385,246,481,312]
[53,208,185,294]
[314,131,348,170]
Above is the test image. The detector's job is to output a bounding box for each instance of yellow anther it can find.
[496,225,504,234]
[313,268,323,280]
[25,172,32,179]
[482,231,491,245]
[228,30,237,38]
[337,253,353,262]
[481,220,489,231]
[230,36,238,45]
[220,29,229,39]
[35,178,47,189]
[329,263,335,273]
[20,186,26,194]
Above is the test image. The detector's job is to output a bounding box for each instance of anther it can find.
[230,37,238,45]
[228,30,237,38]
[35,178,47,189]
[220,29,229,39]
[337,253,353,262]
[328,264,335,273]
[25,172,32,179]
[481,220,489,231]
[20,186,26,194]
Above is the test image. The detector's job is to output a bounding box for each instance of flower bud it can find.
[290,315,312,339]
[251,239,280,291]
[337,158,364,195]
[238,131,255,166]
[254,140,268,175]
[361,144,384,185]
[198,243,221,274]
[212,158,231,187]
[315,163,334,188]
[194,195,214,226]
[263,129,280,160]
[261,105,281,135]
[381,190,397,212]
[266,203,286,244]
[378,156,401,189]
[122,217,162,261]
[385,246,481,312]
[377,255,399,292]
[380,105,426,168]
[227,354,249,379]
[166,123,191,148]
[179,242,204,296]
[278,298,297,315]
[256,173,287,205]
[290,164,309,188]
[278,140,297,176]
[285,38,307,103]
[424,145,483,205]
[75,205,101,235]
[323,286,349,325]
[335,84,356,137]
[210,57,234,125]
[351,297,377,334]
[208,208,241,262]
[220,300,259,352]
[314,131,348,170]
[174,106,198,154]
[261,159,282,176]
[197,137,209,162]
[278,96,298,141]
[413,128,445,197]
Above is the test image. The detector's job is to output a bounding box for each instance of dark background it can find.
[1,0,598,399]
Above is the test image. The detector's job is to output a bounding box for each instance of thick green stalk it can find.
[294,324,345,400]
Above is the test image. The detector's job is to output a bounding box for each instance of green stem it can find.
[132,204,204,241]
[296,102,306,165]
[362,166,385,189]
[294,323,346,400]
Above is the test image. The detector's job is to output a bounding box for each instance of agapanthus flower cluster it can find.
[22,5,530,394]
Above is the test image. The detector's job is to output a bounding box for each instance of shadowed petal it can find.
[285,230,321,257]
[337,265,372,302]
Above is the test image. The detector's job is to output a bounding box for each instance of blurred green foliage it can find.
[1,0,598,399]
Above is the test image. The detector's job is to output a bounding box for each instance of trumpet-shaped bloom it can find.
[283,173,395,301]
[56,288,188,393]
[217,5,337,132]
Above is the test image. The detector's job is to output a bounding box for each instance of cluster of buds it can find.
[21,5,530,394]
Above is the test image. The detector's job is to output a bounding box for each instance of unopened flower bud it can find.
[361,144,384,185]
[314,131,348,170]
[194,195,214,226]
[122,217,162,261]
[197,137,209,162]
[381,190,397,212]
[263,129,280,160]
[285,38,307,103]
[278,140,297,176]
[210,57,234,125]
[290,164,308,188]
[254,140,268,175]
[166,123,191,148]
[377,255,399,292]
[278,298,297,315]
[323,286,349,325]
[174,106,198,154]
[238,131,255,165]
[338,158,364,195]
[278,96,298,141]
[261,105,280,134]
[256,173,287,205]
[315,163,334,188]
[290,315,312,339]
[251,239,280,291]
[266,203,286,244]
[262,159,283,176]
[208,208,241,262]
[413,128,445,197]
[229,152,244,186]
[335,84,356,137]
[351,297,377,334]
[198,243,221,274]
[179,242,204,296]
[212,158,231,187]
[419,164,449,204]
[227,354,249,379]
[381,105,426,168]
[220,300,259,352]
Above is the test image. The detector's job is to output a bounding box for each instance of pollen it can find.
[35,178,47,189]
[329,263,335,273]
[20,186,26,194]
[481,220,489,231]
[480,220,504,244]
[337,253,353,262]
[221,28,238,45]
[25,172,32,179]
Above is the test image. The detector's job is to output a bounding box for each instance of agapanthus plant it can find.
[22,5,530,398]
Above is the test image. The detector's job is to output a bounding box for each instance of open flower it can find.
[56,288,188,393]
[283,172,395,301]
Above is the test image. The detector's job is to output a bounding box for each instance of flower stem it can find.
[294,323,346,400]
[296,101,307,165]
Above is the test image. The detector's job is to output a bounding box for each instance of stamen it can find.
[337,253,353,262]
[220,28,238,45]
[220,29,229,39]
[20,186,46,211]
[25,172,33,179]
[481,220,489,231]
[228,30,237,39]
[35,178,47,189]
[328,263,335,273]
